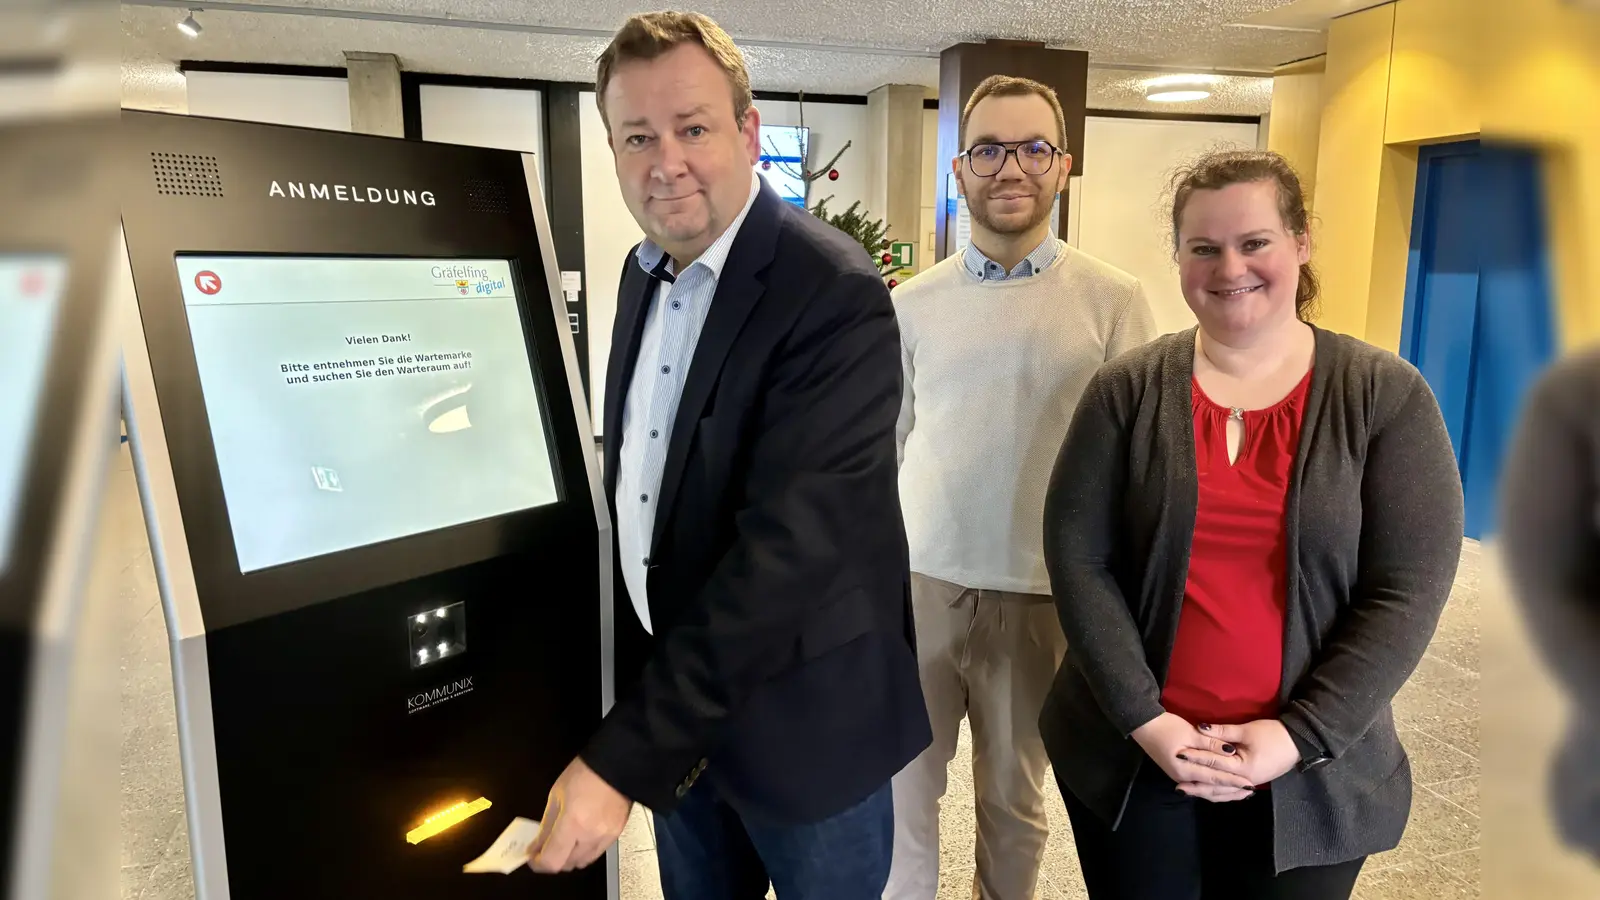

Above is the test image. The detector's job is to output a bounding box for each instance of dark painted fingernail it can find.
[1177,754,1189,761]
[1222,744,1236,754]
[1198,724,1212,732]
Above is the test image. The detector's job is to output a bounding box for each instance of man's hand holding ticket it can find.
[462,817,542,874]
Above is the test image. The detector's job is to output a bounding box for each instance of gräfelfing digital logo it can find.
[406,676,475,714]
[268,180,436,206]
[431,264,506,296]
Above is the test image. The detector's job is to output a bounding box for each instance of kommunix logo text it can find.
[407,676,474,714]
[267,181,437,206]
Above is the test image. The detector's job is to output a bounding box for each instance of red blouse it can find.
[1160,369,1313,728]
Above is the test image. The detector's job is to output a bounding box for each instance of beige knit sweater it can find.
[893,240,1157,594]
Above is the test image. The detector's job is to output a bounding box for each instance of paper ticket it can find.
[462,816,542,874]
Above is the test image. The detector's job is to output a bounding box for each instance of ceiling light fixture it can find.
[1145,74,1216,103]
[177,9,203,38]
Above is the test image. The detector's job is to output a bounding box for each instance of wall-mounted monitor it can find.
[172,254,561,574]
[756,124,810,207]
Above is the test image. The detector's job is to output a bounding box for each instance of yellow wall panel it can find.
[1385,0,1479,145]
[1365,143,1420,352]
[1267,57,1326,207]
[1314,0,1598,351]
[1309,2,1396,340]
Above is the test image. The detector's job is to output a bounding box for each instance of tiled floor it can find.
[112,434,1589,899]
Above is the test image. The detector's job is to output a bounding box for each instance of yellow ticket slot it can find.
[407,797,492,845]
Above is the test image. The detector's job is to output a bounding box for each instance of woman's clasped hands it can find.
[1130,712,1304,802]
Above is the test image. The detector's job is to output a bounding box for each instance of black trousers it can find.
[1060,765,1366,900]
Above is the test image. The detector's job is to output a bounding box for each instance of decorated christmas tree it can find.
[809,196,901,286]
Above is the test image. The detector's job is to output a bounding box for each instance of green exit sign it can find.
[889,241,915,269]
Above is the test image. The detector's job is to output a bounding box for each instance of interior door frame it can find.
[1398,138,1559,539]
[1398,139,1483,467]
[1398,139,1482,366]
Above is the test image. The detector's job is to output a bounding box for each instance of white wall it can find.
[577,91,637,437]
[920,108,940,266]
[184,71,351,131]
[1075,117,1260,335]
[752,98,871,218]
[418,84,545,193]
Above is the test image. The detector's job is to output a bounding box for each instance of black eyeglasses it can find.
[960,140,1062,177]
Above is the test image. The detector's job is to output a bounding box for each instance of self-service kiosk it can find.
[0,114,121,900]
[118,110,614,900]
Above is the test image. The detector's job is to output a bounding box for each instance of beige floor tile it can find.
[1393,680,1475,733]
[1434,848,1480,885]
[1429,635,1480,675]
[1369,784,1480,873]
[934,861,975,900]
[138,854,195,900]
[1420,715,1480,760]
[119,807,181,870]
[119,863,157,900]
[620,803,655,854]
[1397,787,1480,861]
[1356,858,1478,899]
[1429,777,1480,819]
[1411,654,1479,705]
[618,846,663,900]
[1404,729,1479,786]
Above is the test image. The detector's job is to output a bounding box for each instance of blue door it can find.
[1399,141,1556,539]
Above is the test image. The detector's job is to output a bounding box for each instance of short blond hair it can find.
[595,11,753,132]
[960,75,1068,152]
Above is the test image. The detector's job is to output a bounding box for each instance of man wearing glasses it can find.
[885,75,1156,900]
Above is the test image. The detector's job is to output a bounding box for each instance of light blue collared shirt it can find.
[616,170,762,633]
[961,235,1062,282]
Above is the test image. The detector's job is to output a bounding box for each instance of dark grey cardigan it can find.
[1039,324,1464,873]
[1499,346,1600,857]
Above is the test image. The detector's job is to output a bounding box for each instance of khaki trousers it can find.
[883,573,1068,900]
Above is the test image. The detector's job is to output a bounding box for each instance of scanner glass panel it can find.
[0,254,66,577]
[174,255,560,573]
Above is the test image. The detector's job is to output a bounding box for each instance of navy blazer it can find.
[583,178,931,825]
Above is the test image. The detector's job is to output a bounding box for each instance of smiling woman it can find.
[1040,146,1465,900]
[1168,150,1320,326]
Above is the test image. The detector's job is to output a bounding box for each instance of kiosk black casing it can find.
[118,110,614,900]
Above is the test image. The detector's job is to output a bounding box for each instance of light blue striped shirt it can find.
[616,171,762,633]
[961,235,1061,282]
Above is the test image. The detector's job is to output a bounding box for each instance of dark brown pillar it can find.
[935,40,1089,262]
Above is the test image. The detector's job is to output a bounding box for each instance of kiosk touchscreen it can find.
[119,111,613,900]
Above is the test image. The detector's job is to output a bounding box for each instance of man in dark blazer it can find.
[527,11,930,897]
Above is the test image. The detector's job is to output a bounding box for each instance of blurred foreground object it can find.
[1498,348,1600,860]
[1475,1,1600,893]
[0,3,121,898]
